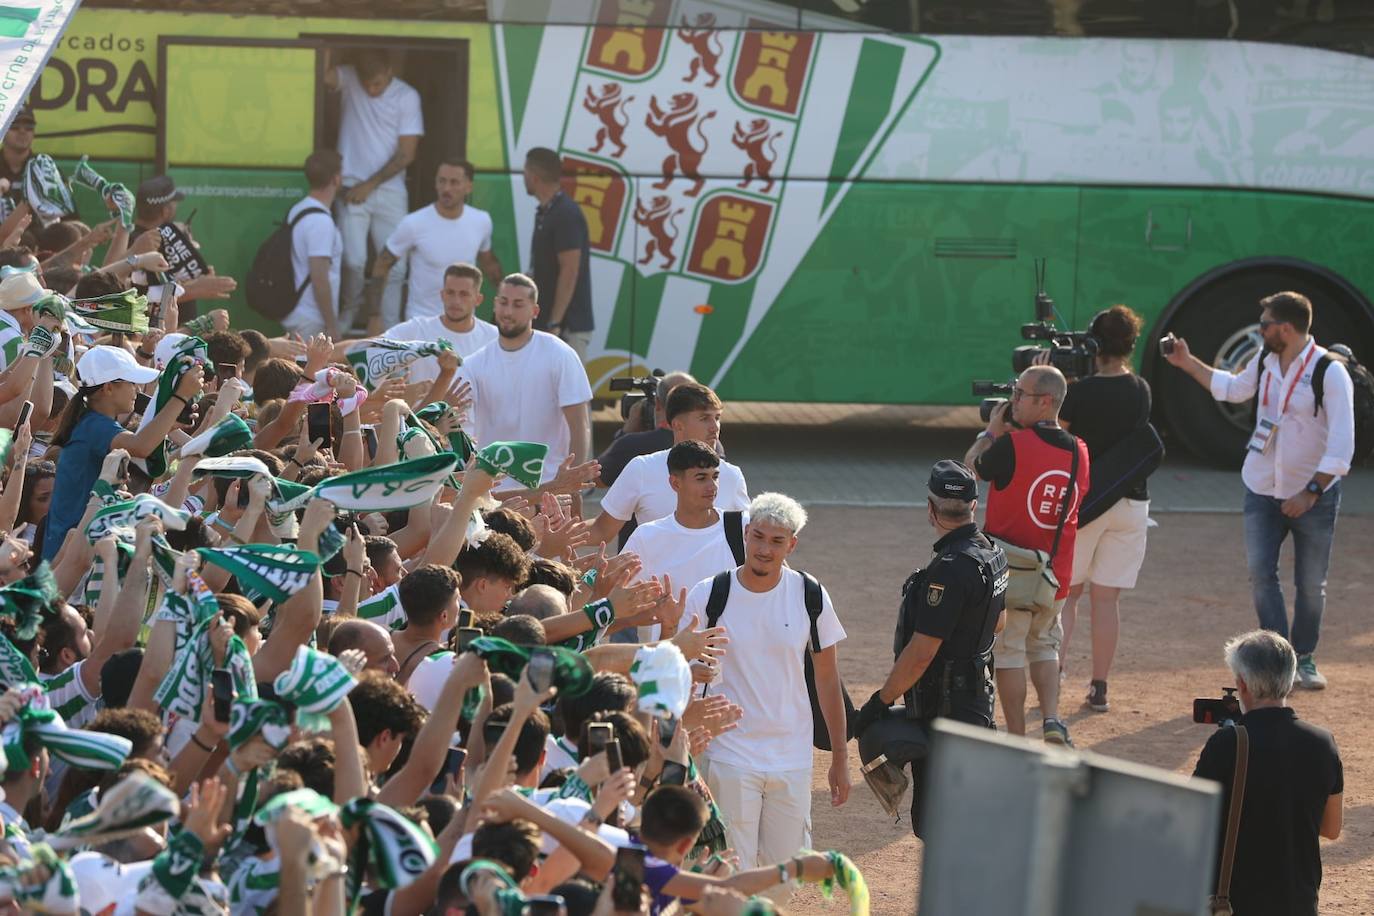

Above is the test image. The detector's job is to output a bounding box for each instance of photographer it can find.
[1054,305,1155,714]
[1193,630,1342,916]
[595,370,696,489]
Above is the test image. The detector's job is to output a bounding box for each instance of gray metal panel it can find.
[919,720,1221,916]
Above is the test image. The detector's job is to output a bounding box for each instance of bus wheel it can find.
[1156,264,1371,466]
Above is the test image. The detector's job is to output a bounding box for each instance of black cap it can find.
[928,459,978,501]
[10,105,34,127]
[136,174,185,208]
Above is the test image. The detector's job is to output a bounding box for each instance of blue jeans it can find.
[1242,482,1341,655]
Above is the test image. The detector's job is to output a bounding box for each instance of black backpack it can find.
[245,205,330,320]
[704,511,856,751]
[1312,345,1374,464]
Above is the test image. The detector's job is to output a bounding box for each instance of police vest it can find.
[896,532,1008,718]
[982,427,1089,599]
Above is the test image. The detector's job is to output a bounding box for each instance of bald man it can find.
[329,618,400,679]
[507,584,570,621]
[965,365,1089,746]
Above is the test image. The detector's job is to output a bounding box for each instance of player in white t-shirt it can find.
[326,49,424,333]
[373,160,504,327]
[622,440,745,642]
[282,150,344,340]
[589,382,748,547]
[678,492,851,871]
[386,263,498,389]
[463,274,592,489]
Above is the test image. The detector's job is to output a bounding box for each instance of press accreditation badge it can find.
[1247,416,1281,454]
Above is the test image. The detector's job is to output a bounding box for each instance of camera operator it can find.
[595,370,696,488]
[965,365,1089,746]
[1053,305,1154,714]
[1193,630,1342,916]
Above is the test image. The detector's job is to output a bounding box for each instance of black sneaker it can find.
[1086,680,1109,712]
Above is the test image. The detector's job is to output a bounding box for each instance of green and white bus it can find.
[31,0,1374,459]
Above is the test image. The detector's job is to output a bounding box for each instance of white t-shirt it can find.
[385,314,498,386]
[622,511,745,641]
[680,568,845,773]
[601,449,750,524]
[337,65,425,193]
[286,197,341,327]
[384,205,493,320]
[464,332,592,486]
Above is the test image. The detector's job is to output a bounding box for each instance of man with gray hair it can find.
[966,364,1089,746]
[1193,630,1342,916]
[677,491,850,875]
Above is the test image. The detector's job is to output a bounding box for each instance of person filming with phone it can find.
[1163,291,1356,689]
[1192,630,1342,916]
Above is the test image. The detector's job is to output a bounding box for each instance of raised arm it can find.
[112,363,205,458]
[251,498,333,681]
[377,651,487,808]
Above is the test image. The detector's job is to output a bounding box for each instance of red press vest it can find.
[983,428,1090,599]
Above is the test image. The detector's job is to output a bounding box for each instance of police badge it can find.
[926,583,945,606]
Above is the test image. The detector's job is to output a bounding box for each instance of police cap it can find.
[928,459,977,502]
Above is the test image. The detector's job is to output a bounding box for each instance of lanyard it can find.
[1261,345,1316,415]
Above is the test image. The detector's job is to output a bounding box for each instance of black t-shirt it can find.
[1193,707,1342,916]
[531,191,594,333]
[909,524,998,660]
[974,423,1077,491]
[1060,373,1152,500]
[597,427,675,486]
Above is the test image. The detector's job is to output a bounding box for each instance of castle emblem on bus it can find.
[561,156,627,253]
[734,29,814,115]
[586,0,671,76]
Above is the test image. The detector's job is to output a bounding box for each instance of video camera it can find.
[608,369,665,421]
[972,261,1100,422]
[1192,687,1242,727]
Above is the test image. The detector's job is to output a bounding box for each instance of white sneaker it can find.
[1296,655,1328,690]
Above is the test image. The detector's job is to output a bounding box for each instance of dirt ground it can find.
[772,508,1373,915]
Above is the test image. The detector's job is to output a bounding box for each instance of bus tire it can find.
[1155,263,1372,466]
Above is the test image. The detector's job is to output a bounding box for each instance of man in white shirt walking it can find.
[326,48,424,334]
[679,492,851,872]
[463,273,592,489]
[281,150,344,340]
[386,262,497,388]
[1164,291,1355,689]
[588,382,749,547]
[622,439,744,641]
[372,159,503,331]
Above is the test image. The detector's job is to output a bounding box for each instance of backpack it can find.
[1312,345,1374,463]
[704,511,856,751]
[245,205,330,321]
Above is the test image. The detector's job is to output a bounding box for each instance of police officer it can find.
[853,459,1008,835]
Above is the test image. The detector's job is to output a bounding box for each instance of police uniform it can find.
[856,460,1008,836]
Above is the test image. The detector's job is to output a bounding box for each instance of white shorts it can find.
[1071,497,1149,589]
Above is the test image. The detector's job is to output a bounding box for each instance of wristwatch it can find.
[1305,480,1323,496]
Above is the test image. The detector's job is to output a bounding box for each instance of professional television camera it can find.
[972,261,1099,421]
[608,368,665,421]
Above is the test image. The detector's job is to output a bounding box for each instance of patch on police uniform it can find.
[926,583,945,606]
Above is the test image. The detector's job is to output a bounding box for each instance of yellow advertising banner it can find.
[31,8,502,165]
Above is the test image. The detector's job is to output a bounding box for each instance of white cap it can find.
[76,345,160,386]
[153,332,188,370]
[0,271,46,311]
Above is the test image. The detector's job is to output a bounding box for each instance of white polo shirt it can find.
[600,448,750,524]
[680,568,845,773]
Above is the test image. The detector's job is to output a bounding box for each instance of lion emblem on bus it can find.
[677,13,722,88]
[645,93,716,197]
[732,118,783,193]
[583,82,633,159]
[633,195,683,269]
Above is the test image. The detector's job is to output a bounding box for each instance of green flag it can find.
[180,412,252,458]
[197,544,321,605]
[312,452,459,512]
[476,441,549,490]
[68,288,149,335]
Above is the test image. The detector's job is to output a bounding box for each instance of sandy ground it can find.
[768,508,1374,915]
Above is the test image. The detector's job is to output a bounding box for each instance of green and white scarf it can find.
[272,646,356,716]
[415,403,475,461]
[86,494,191,542]
[339,798,438,901]
[0,563,58,641]
[180,412,253,459]
[1,687,132,772]
[197,544,321,605]
[22,154,74,222]
[68,288,149,334]
[630,642,693,719]
[155,594,257,725]
[311,452,458,512]
[70,155,135,229]
[0,844,78,913]
[51,771,179,849]
[137,829,207,913]
[476,441,549,490]
[344,338,453,389]
[227,697,294,751]
[0,635,37,690]
[143,335,208,478]
[468,637,594,698]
